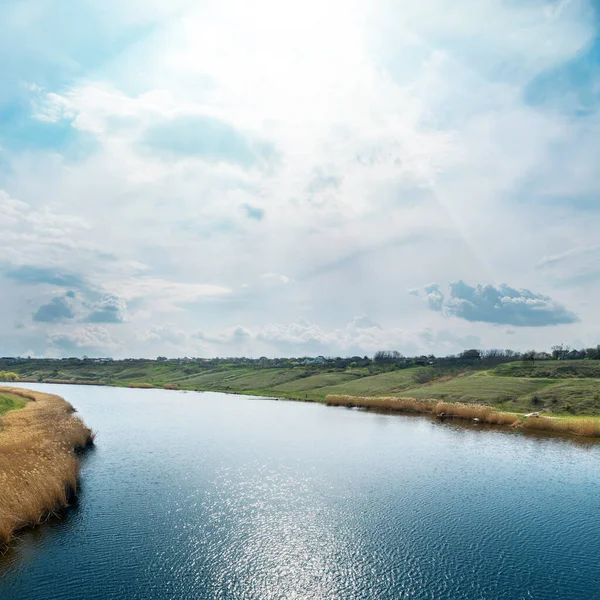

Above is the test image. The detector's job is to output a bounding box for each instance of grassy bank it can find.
[0,392,26,415]
[325,395,600,438]
[3,358,600,415]
[0,387,94,548]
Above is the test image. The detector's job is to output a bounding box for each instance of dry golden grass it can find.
[433,401,495,420]
[326,394,437,413]
[163,383,180,390]
[487,412,522,426]
[521,415,600,437]
[326,394,600,437]
[41,379,106,386]
[0,387,94,548]
[128,383,154,389]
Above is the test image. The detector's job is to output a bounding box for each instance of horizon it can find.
[0,343,592,362]
[2,0,599,359]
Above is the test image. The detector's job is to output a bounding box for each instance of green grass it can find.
[519,380,600,415]
[315,368,426,397]
[272,372,359,393]
[402,372,554,402]
[495,360,600,378]
[5,358,600,415]
[0,392,26,415]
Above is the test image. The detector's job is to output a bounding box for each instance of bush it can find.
[413,370,435,384]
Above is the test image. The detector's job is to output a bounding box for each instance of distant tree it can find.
[586,345,600,360]
[522,350,536,364]
[459,349,482,361]
[0,371,19,381]
[551,344,569,360]
[156,356,168,362]
[374,351,403,365]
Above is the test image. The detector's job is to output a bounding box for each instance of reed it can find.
[521,415,600,437]
[326,394,600,437]
[41,379,106,386]
[433,401,495,420]
[486,411,522,426]
[0,387,94,548]
[128,383,154,389]
[163,383,180,390]
[325,395,437,413]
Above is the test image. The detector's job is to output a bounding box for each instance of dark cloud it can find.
[5,265,86,288]
[85,295,126,323]
[243,204,265,221]
[419,280,578,327]
[33,293,75,322]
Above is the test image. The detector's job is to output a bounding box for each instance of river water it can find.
[1,383,599,599]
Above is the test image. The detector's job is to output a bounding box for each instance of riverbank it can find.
[326,395,600,437]
[5,357,600,415]
[0,387,94,548]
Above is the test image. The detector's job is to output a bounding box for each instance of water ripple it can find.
[1,385,600,599]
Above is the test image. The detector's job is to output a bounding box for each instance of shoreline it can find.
[326,395,600,438]
[0,387,94,549]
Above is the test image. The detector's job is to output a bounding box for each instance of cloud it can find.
[85,294,126,323]
[537,246,597,269]
[48,326,120,355]
[140,115,277,166]
[33,293,75,322]
[423,283,445,311]
[106,277,232,312]
[243,204,265,221]
[536,245,600,288]
[418,281,578,327]
[306,168,340,194]
[255,317,395,354]
[193,325,252,345]
[4,264,87,288]
[138,324,187,346]
[348,316,381,329]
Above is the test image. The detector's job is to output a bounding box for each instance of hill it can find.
[2,357,600,415]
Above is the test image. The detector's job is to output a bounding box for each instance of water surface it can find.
[1,384,599,599]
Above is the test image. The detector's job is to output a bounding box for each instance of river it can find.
[1,383,599,599]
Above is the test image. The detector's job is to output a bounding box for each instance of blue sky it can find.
[1,0,599,358]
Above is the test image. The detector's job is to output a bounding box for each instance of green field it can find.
[0,392,26,415]
[495,360,600,378]
[402,373,553,401]
[315,368,425,397]
[4,358,600,415]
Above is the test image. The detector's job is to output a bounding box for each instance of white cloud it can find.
[47,325,121,354]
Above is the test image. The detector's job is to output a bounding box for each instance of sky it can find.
[1,0,599,359]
